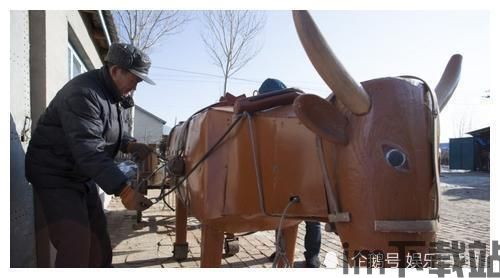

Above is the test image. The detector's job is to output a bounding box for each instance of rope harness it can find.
[149,114,244,205]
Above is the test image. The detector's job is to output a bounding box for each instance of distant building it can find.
[439,143,450,165]
[449,127,489,172]
[468,127,490,172]
[133,105,167,144]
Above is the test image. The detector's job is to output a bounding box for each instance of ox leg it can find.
[276,224,299,267]
[200,224,224,267]
[173,196,188,260]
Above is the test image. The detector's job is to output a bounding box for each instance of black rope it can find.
[149,114,244,204]
[162,196,176,211]
[134,163,167,191]
[156,180,175,211]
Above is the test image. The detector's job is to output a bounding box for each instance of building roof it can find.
[439,143,449,150]
[467,127,490,136]
[79,10,119,62]
[135,105,167,124]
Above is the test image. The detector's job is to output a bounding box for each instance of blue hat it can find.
[257,78,286,94]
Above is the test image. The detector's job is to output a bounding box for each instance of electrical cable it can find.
[272,196,300,268]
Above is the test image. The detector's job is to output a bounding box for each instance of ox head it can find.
[292,11,462,262]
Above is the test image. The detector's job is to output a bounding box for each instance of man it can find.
[257,78,323,268]
[25,43,155,267]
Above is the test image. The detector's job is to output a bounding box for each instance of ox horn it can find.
[435,54,462,110]
[292,10,371,115]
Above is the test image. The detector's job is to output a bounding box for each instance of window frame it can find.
[67,42,88,80]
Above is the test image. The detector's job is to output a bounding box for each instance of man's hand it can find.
[127,142,153,161]
[119,184,153,211]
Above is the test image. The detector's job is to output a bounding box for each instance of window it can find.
[67,43,87,80]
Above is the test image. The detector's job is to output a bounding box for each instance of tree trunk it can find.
[223,76,228,96]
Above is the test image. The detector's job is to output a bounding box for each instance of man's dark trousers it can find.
[34,182,112,267]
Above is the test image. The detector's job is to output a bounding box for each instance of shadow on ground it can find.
[440,171,489,201]
[441,187,489,201]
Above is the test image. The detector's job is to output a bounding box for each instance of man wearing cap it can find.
[25,43,155,267]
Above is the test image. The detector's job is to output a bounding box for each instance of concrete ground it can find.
[106,169,490,268]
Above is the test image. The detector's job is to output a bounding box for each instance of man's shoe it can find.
[305,256,321,268]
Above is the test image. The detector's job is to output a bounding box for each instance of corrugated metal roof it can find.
[467,127,489,136]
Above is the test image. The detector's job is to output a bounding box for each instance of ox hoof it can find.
[173,243,189,261]
[224,237,240,256]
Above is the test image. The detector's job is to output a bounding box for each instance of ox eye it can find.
[386,149,406,167]
[382,145,409,170]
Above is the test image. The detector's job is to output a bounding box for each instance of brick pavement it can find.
[106,170,490,268]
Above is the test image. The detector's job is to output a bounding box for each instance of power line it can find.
[152,65,222,79]
[151,65,331,93]
[152,65,262,84]
[147,77,222,83]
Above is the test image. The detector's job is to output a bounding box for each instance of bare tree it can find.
[112,10,189,138]
[454,113,472,138]
[201,10,266,95]
[113,10,190,53]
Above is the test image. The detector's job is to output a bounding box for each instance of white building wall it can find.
[44,12,70,102]
[44,11,103,104]
[134,108,165,144]
[11,11,117,266]
[66,12,103,67]
[10,10,36,268]
[42,11,112,209]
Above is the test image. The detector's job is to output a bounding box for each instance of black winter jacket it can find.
[25,66,134,195]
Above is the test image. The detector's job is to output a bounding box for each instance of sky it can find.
[132,10,491,143]
[2,1,498,271]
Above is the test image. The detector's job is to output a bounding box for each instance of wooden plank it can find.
[374,220,438,233]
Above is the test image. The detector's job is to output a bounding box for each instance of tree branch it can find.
[112,10,190,53]
[201,11,266,95]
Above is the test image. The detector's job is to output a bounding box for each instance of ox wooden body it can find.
[164,11,462,267]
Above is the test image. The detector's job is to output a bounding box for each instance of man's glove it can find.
[119,184,153,211]
[127,142,153,161]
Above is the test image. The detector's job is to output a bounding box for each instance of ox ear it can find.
[293,94,348,145]
[435,54,462,110]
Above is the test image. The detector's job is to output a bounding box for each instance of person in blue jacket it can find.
[257,78,322,268]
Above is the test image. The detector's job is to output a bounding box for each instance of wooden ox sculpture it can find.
[165,10,462,267]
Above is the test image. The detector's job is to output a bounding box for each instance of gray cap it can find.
[105,43,155,85]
